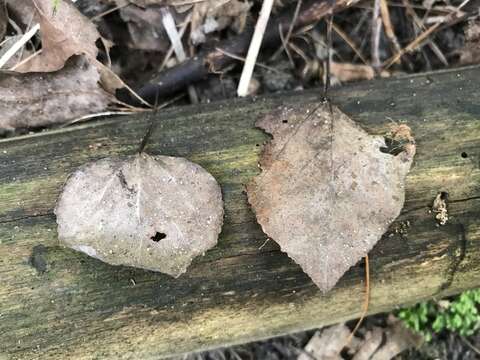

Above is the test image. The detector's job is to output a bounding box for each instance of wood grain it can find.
[1,66,479,359]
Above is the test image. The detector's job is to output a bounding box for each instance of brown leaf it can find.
[55,153,224,276]
[119,4,170,52]
[190,0,251,44]
[298,324,351,360]
[5,0,33,28]
[460,19,480,65]
[0,56,111,131]
[351,327,383,360]
[247,103,415,292]
[13,0,100,73]
[330,62,390,83]
[370,315,423,360]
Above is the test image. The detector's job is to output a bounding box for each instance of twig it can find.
[0,23,39,69]
[346,255,370,345]
[237,0,275,97]
[9,49,42,71]
[371,0,382,69]
[323,15,333,99]
[402,0,449,67]
[134,0,361,105]
[271,0,302,65]
[159,13,192,72]
[65,111,134,126]
[460,336,480,356]
[278,23,295,67]
[137,93,186,153]
[284,0,303,48]
[331,22,367,64]
[215,47,281,73]
[161,7,198,103]
[379,0,405,66]
[90,3,129,21]
[384,0,471,68]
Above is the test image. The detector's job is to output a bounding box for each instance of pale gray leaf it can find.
[55,153,224,277]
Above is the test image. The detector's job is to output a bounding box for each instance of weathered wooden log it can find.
[0,66,479,359]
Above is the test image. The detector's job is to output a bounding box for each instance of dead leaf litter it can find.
[247,103,415,292]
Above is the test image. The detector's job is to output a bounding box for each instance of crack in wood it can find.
[438,223,467,292]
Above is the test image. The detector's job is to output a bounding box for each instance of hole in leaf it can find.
[380,137,406,156]
[151,232,166,242]
[461,152,468,158]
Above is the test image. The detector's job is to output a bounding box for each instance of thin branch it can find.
[215,47,282,73]
[278,23,295,67]
[346,255,370,345]
[0,23,39,69]
[237,0,275,97]
[135,0,362,105]
[371,0,382,69]
[161,7,198,103]
[379,0,404,65]
[332,22,367,64]
[384,0,471,68]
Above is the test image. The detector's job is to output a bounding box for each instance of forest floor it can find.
[1,0,480,358]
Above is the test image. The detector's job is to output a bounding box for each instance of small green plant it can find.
[52,0,60,14]
[398,289,480,341]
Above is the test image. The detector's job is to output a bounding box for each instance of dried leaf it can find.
[330,62,390,83]
[190,0,251,44]
[247,103,415,292]
[13,0,100,73]
[7,0,130,98]
[119,4,170,52]
[298,324,350,360]
[0,56,111,131]
[459,19,480,65]
[55,153,224,276]
[370,315,423,360]
[351,327,383,360]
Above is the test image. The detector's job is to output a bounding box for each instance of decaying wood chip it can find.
[0,55,111,132]
[55,153,224,276]
[432,191,448,225]
[370,315,423,360]
[298,324,350,360]
[351,327,383,360]
[247,103,415,292]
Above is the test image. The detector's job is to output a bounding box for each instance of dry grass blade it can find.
[0,23,39,69]
[379,0,403,64]
[346,255,370,345]
[161,7,198,103]
[332,22,367,64]
[215,47,281,73]
[384,0,471,68]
